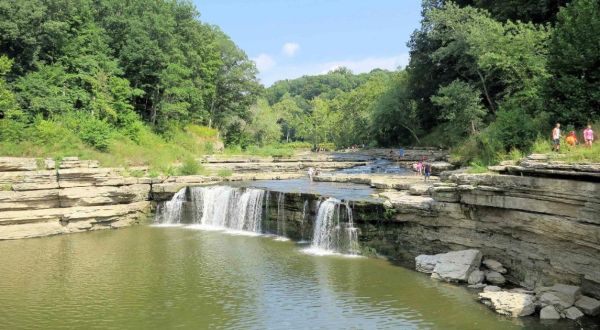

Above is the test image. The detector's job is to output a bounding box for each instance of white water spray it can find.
[307,198,359,255]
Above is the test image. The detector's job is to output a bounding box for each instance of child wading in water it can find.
[583,125,594,148]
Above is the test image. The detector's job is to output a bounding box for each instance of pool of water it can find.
[333,159,411,175]
[229,179,382,202]
[0,226,577,329]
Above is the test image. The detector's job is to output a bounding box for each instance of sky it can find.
[194,0,423,86]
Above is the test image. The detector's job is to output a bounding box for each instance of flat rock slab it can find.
[539,292,572,310]
[575,296,600,316]
[479,291,536,317]
[431,249,482,282]
[0,157,40,171]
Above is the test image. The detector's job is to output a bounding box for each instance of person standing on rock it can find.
[423,163,431,182]
[552,123,561,152]
[583,124,594,148]
[307,167,314,182]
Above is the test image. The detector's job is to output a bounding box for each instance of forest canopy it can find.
[0,0,598,166]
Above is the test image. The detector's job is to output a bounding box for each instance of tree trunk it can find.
[399,123,421,144]
[477,69,495,113]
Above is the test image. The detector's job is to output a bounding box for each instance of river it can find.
[0,225,575,329]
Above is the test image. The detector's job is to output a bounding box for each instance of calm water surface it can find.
[0,226,576,329]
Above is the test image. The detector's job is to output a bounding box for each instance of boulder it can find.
[563,306,584,320]
[485,271,506,285]
[468,270,485,285]
[548,284,581,306]
[468,283,486,289]
[482,259,507,274]
[431,249,482,282]
[408,184,431,196]
[574,296,600,316]
[415,254,440,274]
[478,291,536,317]
[540,306,561,320]
[484,285,502,293]
[539,292,572,310]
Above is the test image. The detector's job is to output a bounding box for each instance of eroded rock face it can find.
[0,157,153,240]
[368,171,600,299]
[478,291,536,317]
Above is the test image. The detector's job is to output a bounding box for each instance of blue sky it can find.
[194,0,423,86]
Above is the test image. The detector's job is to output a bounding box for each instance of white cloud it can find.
[258,53,410,86]
[252,54,276,72]
[281,42,300,57]
[319,54,410,75]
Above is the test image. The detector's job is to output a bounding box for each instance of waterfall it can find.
[156,186,265,233]
[155,186,361,255]
[276,192,287,238]
[299,200,309,242]
[154,188,187,225]
[307,198,359,255]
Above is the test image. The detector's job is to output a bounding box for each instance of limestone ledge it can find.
[0,202,150,240]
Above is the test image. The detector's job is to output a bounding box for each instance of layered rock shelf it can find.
[0,158,154,239]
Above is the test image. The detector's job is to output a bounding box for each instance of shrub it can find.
[77,116,113,151]
[178,157,203,176]
[317,142,336,151]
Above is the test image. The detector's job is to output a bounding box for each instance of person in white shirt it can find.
[552,123,561,152]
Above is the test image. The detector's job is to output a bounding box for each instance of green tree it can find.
[431,80,486,144]
[546,0,600,126]
[371,72,421,146]
[247,99,281,146]
[272,94,305,142]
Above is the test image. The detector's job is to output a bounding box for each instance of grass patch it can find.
[531,137,600,163]
[0,119,219,175]
[216,168,233,178]
[466,162,490,174]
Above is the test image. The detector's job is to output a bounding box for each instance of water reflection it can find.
[0,226,578,329]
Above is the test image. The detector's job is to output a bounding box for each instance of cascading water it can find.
[155,185,361,255]
[155,188,187,225]
[299,199,309,242]
[306,198,360,255]
[275,192,287,239]
[156,186,265,233]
